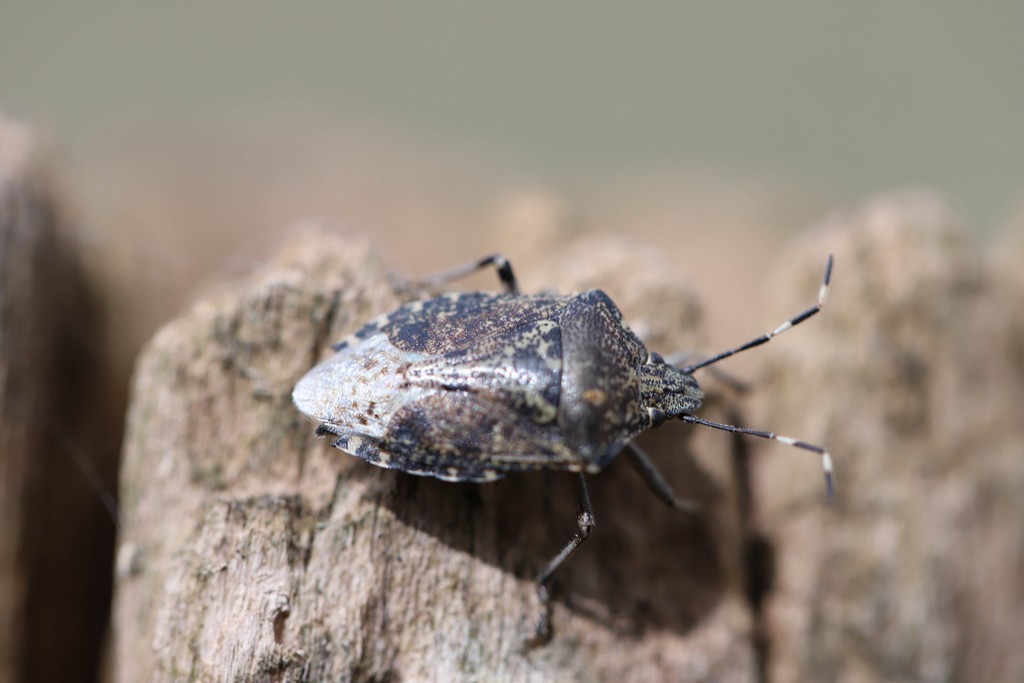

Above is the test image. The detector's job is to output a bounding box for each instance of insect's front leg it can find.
[525,473,595,648]
[623,442,700,514]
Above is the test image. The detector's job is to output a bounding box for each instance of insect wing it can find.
[380,291,563,355]
[296,292,584,480]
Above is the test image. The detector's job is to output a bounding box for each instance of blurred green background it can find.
[2,1,1022,233]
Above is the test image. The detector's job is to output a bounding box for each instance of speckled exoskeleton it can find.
[293,253,834,643]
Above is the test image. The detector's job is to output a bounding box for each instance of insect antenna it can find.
[675,255,835,501]
[680,254,833,375]
[679,414,834,502]
[663,351,751,393]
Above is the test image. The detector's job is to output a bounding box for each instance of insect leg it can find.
[679,414,835,502]
[314,423,346,437]
[419,254,520,295]
[529,473,595,645]
[681,254,833,374]
[624,442,700,514]
[314,424,395,469]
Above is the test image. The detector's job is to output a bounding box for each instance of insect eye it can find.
[648,408,668,427]
[647,352,664,365]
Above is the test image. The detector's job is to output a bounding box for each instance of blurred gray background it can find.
[2,2,1021,232]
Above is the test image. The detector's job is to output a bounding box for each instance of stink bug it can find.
[293,253,834,642]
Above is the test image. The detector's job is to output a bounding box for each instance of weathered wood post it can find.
[111,228,758,682]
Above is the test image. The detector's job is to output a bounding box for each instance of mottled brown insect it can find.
[293,254,834,642]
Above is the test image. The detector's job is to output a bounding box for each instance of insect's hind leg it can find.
[314,424,390,467]
[314,423,344,437]
[525,473,595,648]
[419,254,520,295]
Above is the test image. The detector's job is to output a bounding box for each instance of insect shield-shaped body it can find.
[292,288,703,482]
[293,253,833,643]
